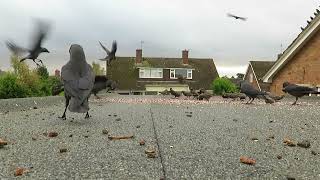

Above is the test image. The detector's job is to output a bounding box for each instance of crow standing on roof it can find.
[240,80,267,104]
[60,44,95,120]
[92,76,118,99]
[6,20,50,66]
[169,88,181,98]
[99,41,117,66]
[227,13,247,21]
[282,82,320,105]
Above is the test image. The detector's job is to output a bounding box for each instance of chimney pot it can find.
[136,49,142,64]
[182,49,189,64]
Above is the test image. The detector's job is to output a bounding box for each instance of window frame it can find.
[139,68,163,79]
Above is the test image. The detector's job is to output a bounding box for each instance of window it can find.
[170,69,193,79]
[170,69,175,78]
[139,68,163,78]
[187,69,192,79]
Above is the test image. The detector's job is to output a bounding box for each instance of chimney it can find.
[136,49,142,64]
[54,69,60,77]
[182,49,189,64]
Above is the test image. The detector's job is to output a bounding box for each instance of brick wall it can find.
[270,28,320,95]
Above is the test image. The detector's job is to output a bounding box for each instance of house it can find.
[107,49,219,94]
[262,9,320,95]
[243,61,275,91]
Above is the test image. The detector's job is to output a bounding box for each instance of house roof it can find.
[249,61,275,81]
[262,8,320,82]
[107,56,219,90]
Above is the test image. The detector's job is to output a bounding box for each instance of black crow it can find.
[198,93,212,101]
[266,92,285,102]
[240,81,267,104]
[99,41,117,66]
[60,44,95,120]
[159,89,170,95]
[92,76,117,99]
[169,88,181,98]
[6,21,50,66]
[181,91,193,98]
[227,13,247,21]
[282,82,319,105]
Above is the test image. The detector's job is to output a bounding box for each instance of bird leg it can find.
[32,59,41,67]
[292,97,298,105]
[59,97,70,120]
[246,98,251,104]
[36,59,44,66]
[249,98,255,104]
[85,112,90,119]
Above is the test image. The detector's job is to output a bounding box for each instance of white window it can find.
[170,69,193,79]
[187,69,192,79]
[249,73,253,83]
[170,69,175,78]
[139,68,163,78]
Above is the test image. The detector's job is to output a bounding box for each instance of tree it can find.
[36,66,49,79]
[236,73,245,79]
[211,77,238,95]
[92,61,105,75]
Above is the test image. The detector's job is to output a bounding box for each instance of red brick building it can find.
[263,9,320,95]
[243,61,274,91]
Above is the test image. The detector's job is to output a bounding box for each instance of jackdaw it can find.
[169,88,181,98]
[227,13,247,21]
[190,88,199,98]
[181,91,193,98]
[240,80,267,104]
[99,41,117,66]
[6,21,50,66]
[92,76,118,99]
[60,44,95,120]
[282,82,320,105]
[198,93,212,101]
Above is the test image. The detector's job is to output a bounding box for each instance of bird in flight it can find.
[6,20,50,66]
[99,40,117,66]
[227,13,247,21]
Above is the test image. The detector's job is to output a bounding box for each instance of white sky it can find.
[0,0,319,77]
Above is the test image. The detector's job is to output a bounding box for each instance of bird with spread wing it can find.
[6,20,50,66]
[98,41,117,66]
[227,13,247,21]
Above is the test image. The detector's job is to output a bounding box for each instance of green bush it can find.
[211,77,238,95]
[0,73,28,99]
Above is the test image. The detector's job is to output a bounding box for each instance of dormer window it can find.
[139,68,163,78]
[170,68,193,79]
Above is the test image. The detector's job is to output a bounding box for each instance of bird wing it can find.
[238,17,247,21]
[111,40,117,54]
[30,20,50,52]
[5,41,29,55]
[227,13,236,18]
[99,41,110,54]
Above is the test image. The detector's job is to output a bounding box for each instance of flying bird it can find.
[6,20,50,66]
[282,82,320,105]
[60,44,95,120]
[227,13,247,21]
[239,80,267,104]
[99,41,117,66]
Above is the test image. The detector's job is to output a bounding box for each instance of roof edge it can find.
[262,12,320,83]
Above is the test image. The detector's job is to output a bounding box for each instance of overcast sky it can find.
[0,0,319,76]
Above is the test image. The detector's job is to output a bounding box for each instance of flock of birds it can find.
[4,15,319,120]
[164,80,320,106]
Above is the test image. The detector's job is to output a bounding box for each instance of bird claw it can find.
[85,113,90,119]
[59,116,66,120]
